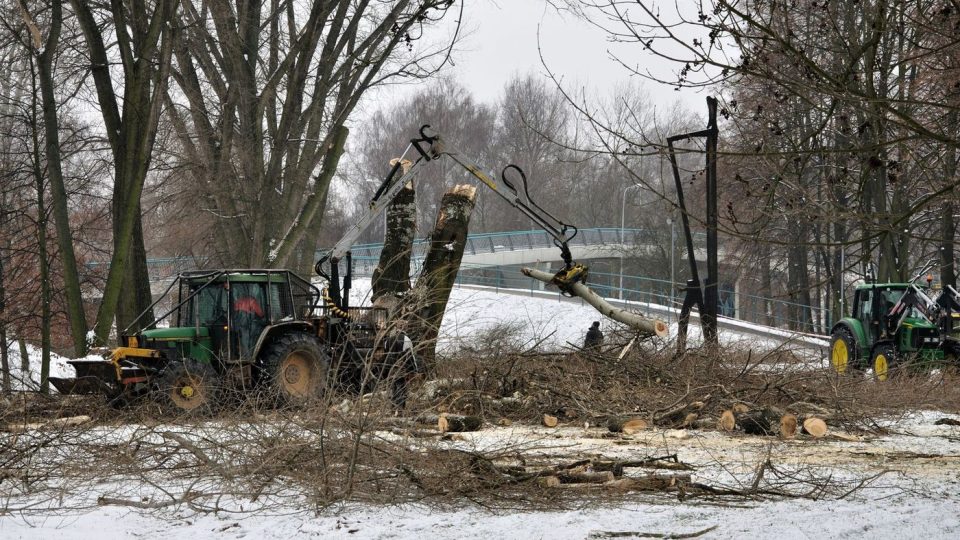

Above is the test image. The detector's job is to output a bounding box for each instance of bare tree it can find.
[164,0,461,277]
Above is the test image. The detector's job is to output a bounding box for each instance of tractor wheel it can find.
[830,328,859,375]
[157,359,220,415]
[871,343,899,382]
[261,332,329,405]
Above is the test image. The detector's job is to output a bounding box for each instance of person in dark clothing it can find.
[234,295,265,359]
[583,321,603,350]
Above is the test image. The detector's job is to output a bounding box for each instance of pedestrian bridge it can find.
[347,227,697,275]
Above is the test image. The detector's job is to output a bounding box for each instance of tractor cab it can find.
[145,270,319,366]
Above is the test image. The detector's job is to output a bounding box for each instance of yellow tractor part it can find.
[831,339,848,375]
[109,347,162,380]
[874,353,889,382]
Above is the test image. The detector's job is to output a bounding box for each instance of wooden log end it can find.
[542,414,559,428]
[654,320,669,337]
[780,414,798,439]
[450,184,477,200]
[719,410,736,432]
[732,403,751,415]
[802,417,828,438]
[622,418,650,435]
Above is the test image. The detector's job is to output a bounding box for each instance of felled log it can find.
[606,473,692,492]
[800,417,828,438]
[738,407,784,436]
[557,470,615,484]
[607,416,650,434]
[542,414,559,428]
[409,185,477,367]
[438,414,482,433]
[520,267,669,337]
[592,456,694,475]
[654,400,705,427]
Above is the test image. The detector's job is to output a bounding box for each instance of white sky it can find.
[376,0,706,112]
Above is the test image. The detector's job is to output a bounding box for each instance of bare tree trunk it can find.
[0,247,8,393]
[29,68,51,393]
[24,0,89,356]
[942,110,958,287]
[372,170,416,303]
[18,336,28,383]
[409,185,477,367]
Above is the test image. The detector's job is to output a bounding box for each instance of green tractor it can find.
[51,269,411,412]
[829,279,960,380]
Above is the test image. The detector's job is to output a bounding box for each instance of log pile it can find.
[717,404,830,439]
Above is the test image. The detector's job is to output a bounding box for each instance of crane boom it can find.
[316,125,588,311]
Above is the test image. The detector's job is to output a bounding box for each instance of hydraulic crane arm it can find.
[316,125,587,311]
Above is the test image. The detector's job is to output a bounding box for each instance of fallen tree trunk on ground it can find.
[520,267,669,337]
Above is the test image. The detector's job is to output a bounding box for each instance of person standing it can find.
[583,321,603,350]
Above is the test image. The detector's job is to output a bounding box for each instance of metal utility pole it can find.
[667,97,720,353]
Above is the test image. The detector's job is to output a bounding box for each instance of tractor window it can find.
[270,283,286,321]
[858,290,873,320]
[183,284,228,327]
[232,282,267,360]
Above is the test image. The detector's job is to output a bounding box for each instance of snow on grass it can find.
[3,343,81,392]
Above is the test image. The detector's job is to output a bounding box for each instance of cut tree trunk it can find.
[520,267,668,336]
[409,185,477,367]
[801,417,828,438]
[438,414,482,433]
[372,159,415,304]
[542,414,559,428]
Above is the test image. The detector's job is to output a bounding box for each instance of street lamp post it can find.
[620,183,643,300]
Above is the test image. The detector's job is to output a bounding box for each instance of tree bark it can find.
[372,160,416,303]
[521,267,669,336]
[409,184,477,367]
[70,0,176,343]
[28,62,51,393]
[23,0,89,356]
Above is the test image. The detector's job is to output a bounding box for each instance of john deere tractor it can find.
[829,280,960,380]
[51,270,409,412]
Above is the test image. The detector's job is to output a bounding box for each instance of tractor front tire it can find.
[261,332,329,405]
[830,328,860,375]
[871,343,899,382]
[157,359,220,415]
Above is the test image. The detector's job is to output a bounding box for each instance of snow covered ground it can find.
[3,279,958,539]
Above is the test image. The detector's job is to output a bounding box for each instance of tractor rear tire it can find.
[871,343,899,382]
[830,328,860,375]
[157,359,220,415]
[261,332,329,406]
